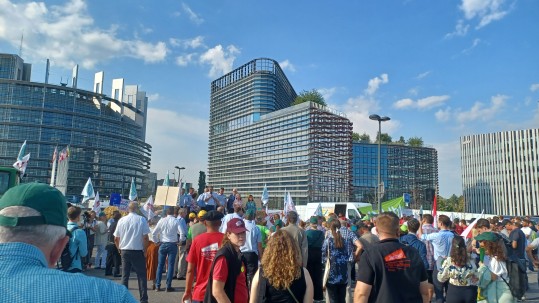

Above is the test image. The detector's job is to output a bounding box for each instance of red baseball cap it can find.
[227,218,248,233]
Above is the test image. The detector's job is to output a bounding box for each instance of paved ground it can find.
[85,267,187,302]
[85,266,539,303]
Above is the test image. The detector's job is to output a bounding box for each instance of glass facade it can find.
[0,54,151,200]
[352,142,438,209]
[208,58,352,206]
[461,129,539,216]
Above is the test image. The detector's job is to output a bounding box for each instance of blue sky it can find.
[1,0,538,197]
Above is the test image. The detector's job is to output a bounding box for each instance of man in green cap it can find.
[0,183,137,302]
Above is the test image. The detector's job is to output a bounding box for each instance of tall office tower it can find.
[352,142,438,209]
[461,129,539,216]
[208,58,352,205]
[0,54,152,201]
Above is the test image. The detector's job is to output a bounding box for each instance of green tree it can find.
[197,171,206,195]
[292,89,327,106]
[352,132,360,142]
[396,136,406,144]
[359,133,371,143]
[375,133,392,144]
[408,136,424,147]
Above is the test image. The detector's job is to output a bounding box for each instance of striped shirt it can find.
[0,242,137,303]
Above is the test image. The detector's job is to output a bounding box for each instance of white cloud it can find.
[393,95,450,110]
[279,59,296,72]
[146,108,208,183]
[175,53,197,66]
[318,87,339,102]
[461,38,481,54]
[456,94,507,123]
[415,71,431,80]
[169,36,206,49]
[530,83,539,92]
[0,0,167,69]
[337,74,398,138]
[394,98,414,109]
[436,94,508,123]
[459,0,512,29]
[147,93,159,102]
[364,73,388,96]
[182,3,204,25]
[408,87,419,96]
[435,108,452,122]
[445,19,469,39]
[199,45,240,78]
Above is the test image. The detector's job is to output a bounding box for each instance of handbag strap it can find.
[287,286,299,303]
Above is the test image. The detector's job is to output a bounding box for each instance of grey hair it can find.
[0,206,66,247]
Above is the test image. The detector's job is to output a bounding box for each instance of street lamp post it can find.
[175,166,185,187]
[369,114,391,214]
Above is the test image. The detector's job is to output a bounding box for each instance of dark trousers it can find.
[326,283,347,303]
[85,233,95,266]
[105,243,121,275]
[243,251,259,290]
[433,267,448,303]
[427,269,433,284]
[121,250,148,302]
[446,284,477,303]
[307,247,323,301]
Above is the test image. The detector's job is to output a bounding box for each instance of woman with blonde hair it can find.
[250,230,314,303]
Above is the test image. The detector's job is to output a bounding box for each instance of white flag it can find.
[13,153,30,175]
[460,210,484,239]
[143,195,155,220]
[92,191,101,213]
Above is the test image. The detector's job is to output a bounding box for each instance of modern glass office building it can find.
[208,58,352,205]
[461,129,539,216]
[352,142,438,208]
[0,54,151,200]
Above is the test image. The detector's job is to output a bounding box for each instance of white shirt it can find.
[113,213,150,250]
[241,219,262,254]
[220,213,242,233]
[152,215,181,243]
[204,192,216,206]
[486,256,508,281]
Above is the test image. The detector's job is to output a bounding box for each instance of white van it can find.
[295,202,371,221]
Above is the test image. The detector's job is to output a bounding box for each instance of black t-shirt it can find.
[357,238,427,303]
[509,228,526,259]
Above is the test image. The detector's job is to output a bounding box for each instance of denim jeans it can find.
[156,242,178,288]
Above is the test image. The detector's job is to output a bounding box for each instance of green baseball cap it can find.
[0,183,67,229]
[475,231,499,242]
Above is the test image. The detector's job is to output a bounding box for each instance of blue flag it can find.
[129,177,137,201]
[164,170,170,186]
[314,202,323,217]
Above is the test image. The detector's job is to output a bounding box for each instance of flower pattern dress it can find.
[437,257,478,286]
[322,235,349,285]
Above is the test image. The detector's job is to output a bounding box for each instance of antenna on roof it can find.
[19,32,23,57]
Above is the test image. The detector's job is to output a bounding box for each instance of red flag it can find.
[432,192,437,221]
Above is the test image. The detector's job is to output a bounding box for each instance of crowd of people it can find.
[1,182,538,303]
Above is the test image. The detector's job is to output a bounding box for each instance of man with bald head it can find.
[0,183,137,302]
[114,202,151,303]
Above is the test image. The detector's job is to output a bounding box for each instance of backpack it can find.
[59,226,79,271]
[501,256,527,299]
